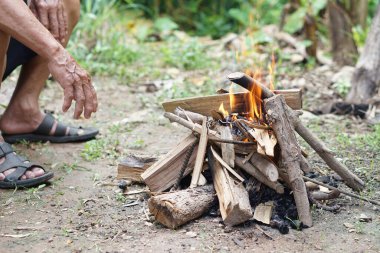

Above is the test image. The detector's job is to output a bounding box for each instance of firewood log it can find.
[148,185,216,229]
[249,153,279,182]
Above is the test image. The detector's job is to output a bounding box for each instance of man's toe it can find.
[0,173,5,181]
[31,167,45,177]
[25,170,35,179]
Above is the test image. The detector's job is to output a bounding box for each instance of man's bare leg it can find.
[0,0,80,181]
[0,30,44,180]
[0,0,80,135]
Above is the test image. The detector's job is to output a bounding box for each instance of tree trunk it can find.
[347,4,380,103]
[328,1,358,66]
[349,0,368,29]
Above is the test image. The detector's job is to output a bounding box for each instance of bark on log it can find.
[228,72,365,192]
[208,148,253,226]
[235,157,285,194]
[347,4,380,103]
[327,1,358,66]
[148,184,216,229]
[264,95,313,227]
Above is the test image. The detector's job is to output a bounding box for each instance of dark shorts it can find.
[2,39,37,81]
[2,0,37,81]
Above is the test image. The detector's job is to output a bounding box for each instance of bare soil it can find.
[0,76,379,253]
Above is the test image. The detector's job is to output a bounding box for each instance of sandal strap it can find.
[0,142,14,158]
[54,122,68,136]
[33,114,56,135]
[0,152,27,173]
[4,163,44,182]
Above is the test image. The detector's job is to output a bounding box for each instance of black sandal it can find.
[0,142,54,189]
[3,114,99,144]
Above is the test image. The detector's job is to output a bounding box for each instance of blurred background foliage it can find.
[68,0,379,83]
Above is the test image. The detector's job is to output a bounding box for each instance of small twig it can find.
[123,189,150,195]
[208,136,255,145]
[242,151,256,164]
[211,146,245,182]
[239,119,271,130]
[303,176,380,206]
[255,224,273,240]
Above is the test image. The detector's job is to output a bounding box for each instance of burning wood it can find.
[141,70,368,233]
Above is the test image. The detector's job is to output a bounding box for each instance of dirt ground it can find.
[0,72,379,253]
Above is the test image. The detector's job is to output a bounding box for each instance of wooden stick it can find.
[208,148,253,226]
[303,176,380,206]
[218,126,235,168]
[264,95,312,227]
[174,107,204,124]
[228,72,365,192]
[250,153,279,182]
[210,146,244,182]
[235,157,284,194]
[164,112,255,145]
[190,117,208,188]
[148,185,216,229]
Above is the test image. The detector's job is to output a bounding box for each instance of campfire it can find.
[119,70,370,233]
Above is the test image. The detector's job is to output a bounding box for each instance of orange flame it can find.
[229,84,235,113]
[219,102,229,118]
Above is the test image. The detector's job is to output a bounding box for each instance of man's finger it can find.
[73,82,85,119]
[83,79,97,119]
[48,8,60,40]
[29,1,38,18]
[36,1,49,29]
[57,2,66,43]
[62,85,74,112]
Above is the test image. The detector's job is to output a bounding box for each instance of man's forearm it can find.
[0,0,63,60]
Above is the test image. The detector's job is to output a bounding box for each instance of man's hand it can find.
[29,0,68,44]
[47,49,98,119]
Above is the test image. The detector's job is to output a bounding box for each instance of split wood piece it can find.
[228,72,364,192]
[164,112,255,146]
[141,135,199,192]
[190,117,209,188]
[174,107,204,124]
[247,127,277,157]
[235,157,284,194]
[264,95,312,227]
[303,176,380,206]
[253,201,274,225]
[148,184,216,229]
[162,90,302,116]
[208,148,252,226]
[250,153,279,182]
[117,155,157,182]
[218,125,235,168]
[210,146,244,182]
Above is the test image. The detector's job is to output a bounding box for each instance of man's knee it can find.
[64,0,80,28]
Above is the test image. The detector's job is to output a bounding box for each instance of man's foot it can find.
[0,142,54,189]
[1,113,98,144]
